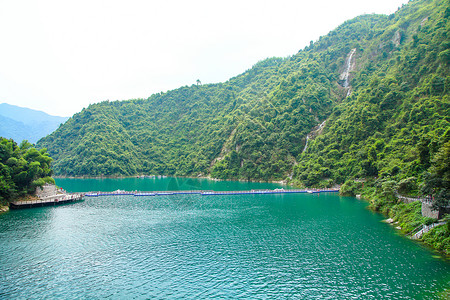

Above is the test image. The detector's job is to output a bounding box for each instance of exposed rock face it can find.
[392,30,402,47]
[421,16,429,26]
[303,120,326,153]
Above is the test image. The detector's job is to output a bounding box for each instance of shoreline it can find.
[1,195,41,214]
[357,194,449,259]
[53,174,292,186]
[0,205,9,214]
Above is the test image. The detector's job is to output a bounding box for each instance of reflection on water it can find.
[54,176,287,193]
[0,178,448,299]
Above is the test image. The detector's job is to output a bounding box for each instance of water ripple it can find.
[0,193,449,299]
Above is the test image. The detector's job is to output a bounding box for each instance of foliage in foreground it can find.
[422,221,450,255]
[344,178,450,254]
[0,138,54,203]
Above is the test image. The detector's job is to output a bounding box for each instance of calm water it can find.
[0,178,449,299]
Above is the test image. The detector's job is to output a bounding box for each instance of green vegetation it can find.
[422,219,450,255]
[393,202,450,255]
[37,0,448,216]
[421,141,450,210]
[356,179,450,254]
[388,201,435,233]
[38,53,341,179]
[294,0,449,213]
[38,12,381,179]
[0,138,54,204]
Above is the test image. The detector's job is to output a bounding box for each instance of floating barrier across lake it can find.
[85,188,339,197]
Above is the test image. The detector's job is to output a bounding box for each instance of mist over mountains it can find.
[0,103,68,144]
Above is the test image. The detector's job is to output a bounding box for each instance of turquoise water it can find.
[0,178,449,299]
[54,176,287,193]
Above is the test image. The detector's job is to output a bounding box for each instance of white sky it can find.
[0,0,409,117]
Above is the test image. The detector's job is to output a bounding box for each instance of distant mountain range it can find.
[0,103,69,144]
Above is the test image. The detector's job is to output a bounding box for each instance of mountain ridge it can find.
[37,0,449,196]
[0,103,69,144]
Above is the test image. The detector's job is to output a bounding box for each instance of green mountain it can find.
[38,0,449,194]
[295,0,450,184]
[0,103,69,144]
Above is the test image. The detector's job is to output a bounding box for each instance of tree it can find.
[421,141,450,210]
[0,137,54,202]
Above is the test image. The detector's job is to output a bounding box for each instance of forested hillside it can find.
[38,33,350,178]
[38,0,449,200]
[295,0,449,209]
[297,0,449,180]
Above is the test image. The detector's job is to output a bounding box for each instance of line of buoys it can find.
[85,189,339,197]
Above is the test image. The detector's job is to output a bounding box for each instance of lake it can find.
[0,177,449,299]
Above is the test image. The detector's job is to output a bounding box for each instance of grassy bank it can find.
[422,221,450,255]
[340,179,450,255]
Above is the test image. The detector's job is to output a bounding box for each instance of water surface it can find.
[0,178,448,299]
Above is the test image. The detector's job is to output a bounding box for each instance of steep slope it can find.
[0,103,68,144]
[38,0,448,187]
[294,0,449,188]
[38,38,359,178]
[38,53,342,178]
[0,115,30,143]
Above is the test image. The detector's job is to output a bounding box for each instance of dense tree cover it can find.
[294,0,449,211]
[0,138,54,203]
[38,37,347,179]
[38,0,448,213]
[38,12,392,180]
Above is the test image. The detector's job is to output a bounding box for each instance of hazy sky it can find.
[0,0,409,117]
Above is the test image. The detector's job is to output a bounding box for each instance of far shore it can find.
[53,175,292,186]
